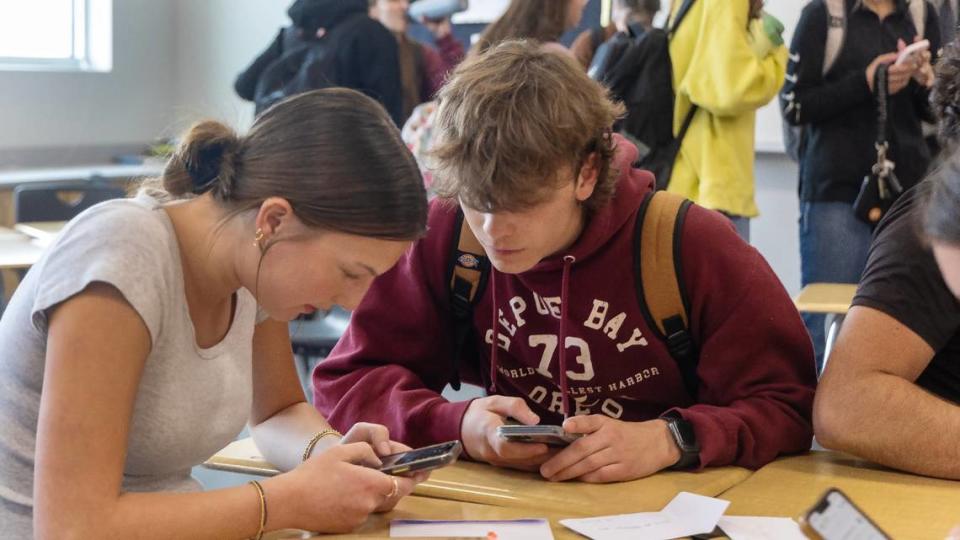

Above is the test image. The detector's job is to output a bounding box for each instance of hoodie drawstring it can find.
[489,256,576,417]
[489,269,499,393]
[558,255,576,419]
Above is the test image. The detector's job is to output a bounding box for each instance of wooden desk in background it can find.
[207,437,751,516]
[0,227,46,301]
[14,221,64,246]
[793,283,857,314]
[721,452,960,540]
[794,283,859,371]
[0,227,46,270]
[263,495,580,539]
[0,223,65,302]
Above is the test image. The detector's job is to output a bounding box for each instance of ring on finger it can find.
[388,477,399,499]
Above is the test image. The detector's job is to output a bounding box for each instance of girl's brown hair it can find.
[474,0,575,55]
[160,88,428,240]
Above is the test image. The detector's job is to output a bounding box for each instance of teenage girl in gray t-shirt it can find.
[0,88,430,539]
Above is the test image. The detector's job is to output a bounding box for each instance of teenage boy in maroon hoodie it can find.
[313,40,816,483]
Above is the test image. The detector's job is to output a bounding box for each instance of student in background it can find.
[570,0,661,70]
[0,90,429,538]
[368,0,465,123]
[315,41,816,483]
[813,41,960,480]
[473,0,590,57]
[402,0,589,189]
[782,0,939,371]
[234,0,403,124]
[667,0,787,241]
[403,0,588,190]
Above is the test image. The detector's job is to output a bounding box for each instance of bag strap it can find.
[634,191,699,399]
[823,0,847,75]
[667,0,698,38]
[446,210,490,390]
[668,0,699,147]
[875,63,889,147]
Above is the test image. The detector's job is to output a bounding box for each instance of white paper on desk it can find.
[560,491,729,540]
[718,516,807,540]
[390,518,554,540]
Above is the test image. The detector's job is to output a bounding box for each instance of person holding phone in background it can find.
[782,0,940,372]
[314,40,816,484]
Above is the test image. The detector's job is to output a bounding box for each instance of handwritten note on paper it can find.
[390,518,554,540]
[718,516,807,540]
[560,492,730,540]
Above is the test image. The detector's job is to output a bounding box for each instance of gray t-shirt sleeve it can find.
[29,204,173,345]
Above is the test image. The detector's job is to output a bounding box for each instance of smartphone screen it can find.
[802,490,890,540]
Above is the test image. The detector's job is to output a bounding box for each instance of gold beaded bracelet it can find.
[249,480,267,540]
[302,428,342,462]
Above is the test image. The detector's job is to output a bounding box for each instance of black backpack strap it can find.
[446,210,490,390]
[667,0,698,37]
[634,191,699,399]
[667,0,699,160]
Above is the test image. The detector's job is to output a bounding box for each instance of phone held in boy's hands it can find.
[798,488,891,540]
[378,441,462,476]
[496,424,583,447]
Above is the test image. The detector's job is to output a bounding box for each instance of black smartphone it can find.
[378,441,462,476]
[798,488,891,540]
[496,424,583,447]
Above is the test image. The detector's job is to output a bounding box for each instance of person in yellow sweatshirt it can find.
[667,0,787,240]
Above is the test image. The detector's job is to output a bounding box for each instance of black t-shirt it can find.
[853,185,960,403]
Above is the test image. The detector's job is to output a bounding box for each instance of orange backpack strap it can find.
[634,191,698,398]
[446,210,489,390]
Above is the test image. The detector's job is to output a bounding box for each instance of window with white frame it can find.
[0,0,112,72]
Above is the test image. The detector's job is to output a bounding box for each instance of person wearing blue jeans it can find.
[784,0,940,371]
[799,202,874,371]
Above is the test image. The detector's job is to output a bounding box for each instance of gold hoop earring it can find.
[253,228,264,249]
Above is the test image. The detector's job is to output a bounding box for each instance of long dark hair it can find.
[160,88,428,241]
[474,0,573,55]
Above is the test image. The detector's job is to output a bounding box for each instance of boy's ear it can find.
[575,152,601,202]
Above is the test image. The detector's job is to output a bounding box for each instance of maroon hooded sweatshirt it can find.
[313,139,816,470]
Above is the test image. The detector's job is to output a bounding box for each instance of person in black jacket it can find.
[782,0,940,372]
[234,0,404,125]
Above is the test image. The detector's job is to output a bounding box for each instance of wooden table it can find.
[720,452,960,540]
[263,495,579,539]
[207,438,751,515]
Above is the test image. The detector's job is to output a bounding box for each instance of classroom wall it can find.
[0,0,177,158]
[172,0,290,133]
